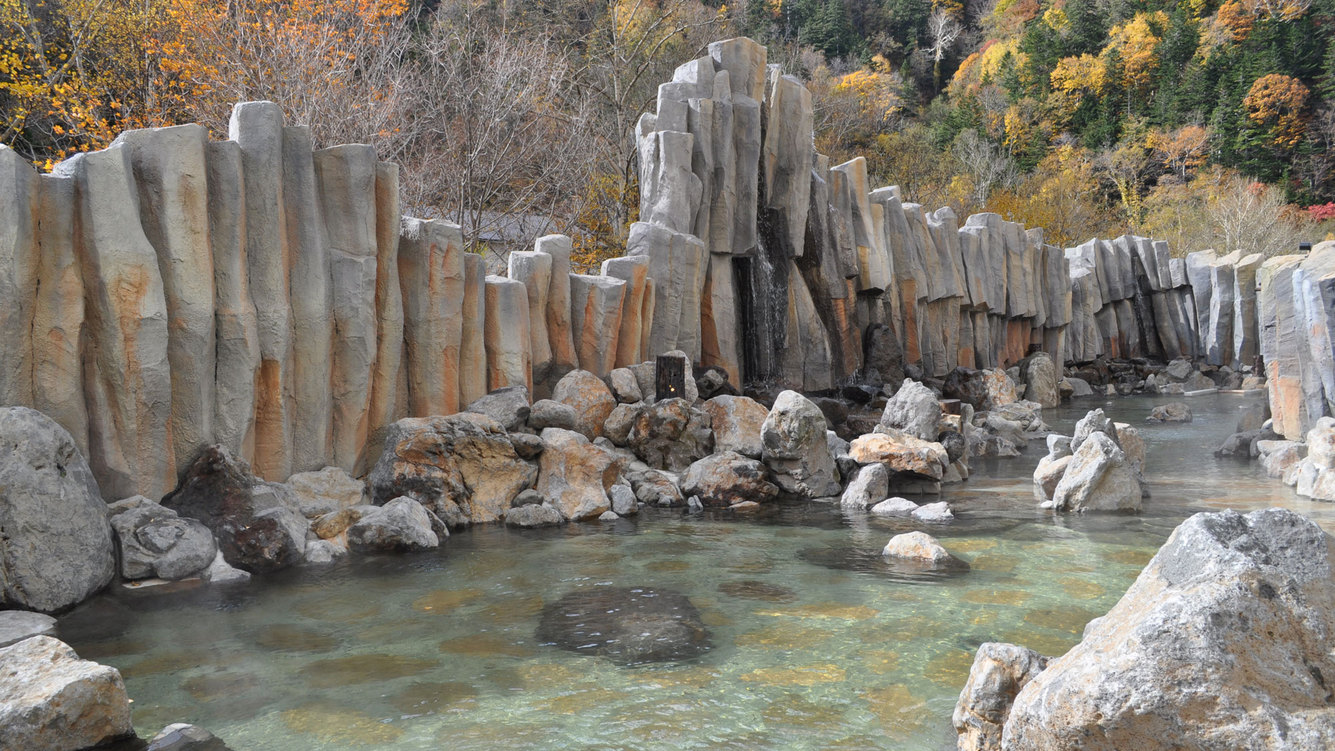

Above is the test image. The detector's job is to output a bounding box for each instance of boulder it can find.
[463,386,531,433]
[537,428,618,521]
[952,643,1049,751]
[163,445,305,574]
[145,723,233,751]
[870,497,920,517]
[0,636,134,750]
[608,368,643,403]
[505,503,565,528]
[1003,508,1335,750]
[943,368,990,410]
[629,467,685,507]
[841,463,890,509]
[912,501,955,522]
[761,390,841,498]
[107,497,217,581]
[680,451,779,507]
[881,531,969,569]
[880,379,942,441]
[0,611,57,649]
[200,551,249,584]
[1020,353,1060,408]
[610,484,639,516]
[286,466,364,518]
[528,399,579,432]
[702,395,768,459]
[552,369,617,440]
[850,429,950,481]
[1146,402,1192,423]
[0,407,115,612]
[1164,358,1193,381]
[1071,409,1118,452]
[602,403,640,447]
[1258,440,1306,479]
[1048,432,1141,512]
[1032,454,1072,502]
[981,370,1018,409]
[347,497,442,553]
[536,586,710,665]
[628,398,713,472]
[367,414,538,527]
[1066,377,1093,397]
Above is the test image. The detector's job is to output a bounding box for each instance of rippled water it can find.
[57,393,1334,750]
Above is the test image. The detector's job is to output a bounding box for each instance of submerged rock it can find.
[0,407,115,613]
[1145,402,1192,423]
[536,586,710,665]
[1002,508,1335,750]
[882,531,968,569]
[0,636,134,750]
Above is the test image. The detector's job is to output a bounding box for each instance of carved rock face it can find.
[536,586,711,666]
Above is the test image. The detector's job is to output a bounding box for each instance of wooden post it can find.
[656,355,686,401]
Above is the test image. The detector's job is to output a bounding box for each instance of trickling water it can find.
[57,393,1332,750]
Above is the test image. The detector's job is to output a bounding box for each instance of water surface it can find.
[59,393,1330,750]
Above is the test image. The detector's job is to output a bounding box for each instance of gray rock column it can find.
[0,146,38,409]
[484,275,533,393]
[399,218,465,416]
[205,141,259,463]
[460,253,488,407]
[31,174,88,457]
[628,221,708,360]
[314,144,379,472]
[123,125,217,483]
[57,145,172,499]
[229,101,293,482]
[368,162,405,450]
[570,274,627,378]
[537,234,578,381]
[602,255,651,370]
[508,250,554,387]
[283,125,334,474]
[1232,252,1263,366]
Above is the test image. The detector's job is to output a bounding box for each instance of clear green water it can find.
[57,393,1335,750]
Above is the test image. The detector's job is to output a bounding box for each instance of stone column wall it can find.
[2,36,1327,497]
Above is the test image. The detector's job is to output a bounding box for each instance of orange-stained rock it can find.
[601,255,650,370]
[849,429,949,481]
[702,395,768,458]
[536,427,618,521]
[509,250,554,390]
[536,234,578,381]
[228,101,292,482]
[366,162,404,462]
[56,143,173,499]
[367,414,537,527]
[122,124,218,485]
[314,144,379,473]
[551,369,616,440]
[484,275,533,394]
[569,274,626,378]
[399,218,465,417]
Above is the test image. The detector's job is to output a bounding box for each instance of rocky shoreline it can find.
[5,348,1334,749]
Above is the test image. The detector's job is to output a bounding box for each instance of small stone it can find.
[870,497,919,517]
[146,723,232,751]
[1146,402,1192,423]
[608,368,643,403]
[504,503,564,528]
[512,489,544,507]
[881,531,969,569]
[597,511,620,522]
[201,551,250,584]
[610,484,638,516]
[911,501,954,522]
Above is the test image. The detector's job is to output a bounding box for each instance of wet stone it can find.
[535,586,711,665]
[297,654,439,688]
[717,579,798,602]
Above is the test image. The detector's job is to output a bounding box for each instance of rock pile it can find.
[1032,409,1143,512]
[953,508,1335,750]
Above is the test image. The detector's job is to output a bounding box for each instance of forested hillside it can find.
[739,0,1335,253]
[2,0,1332,265]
